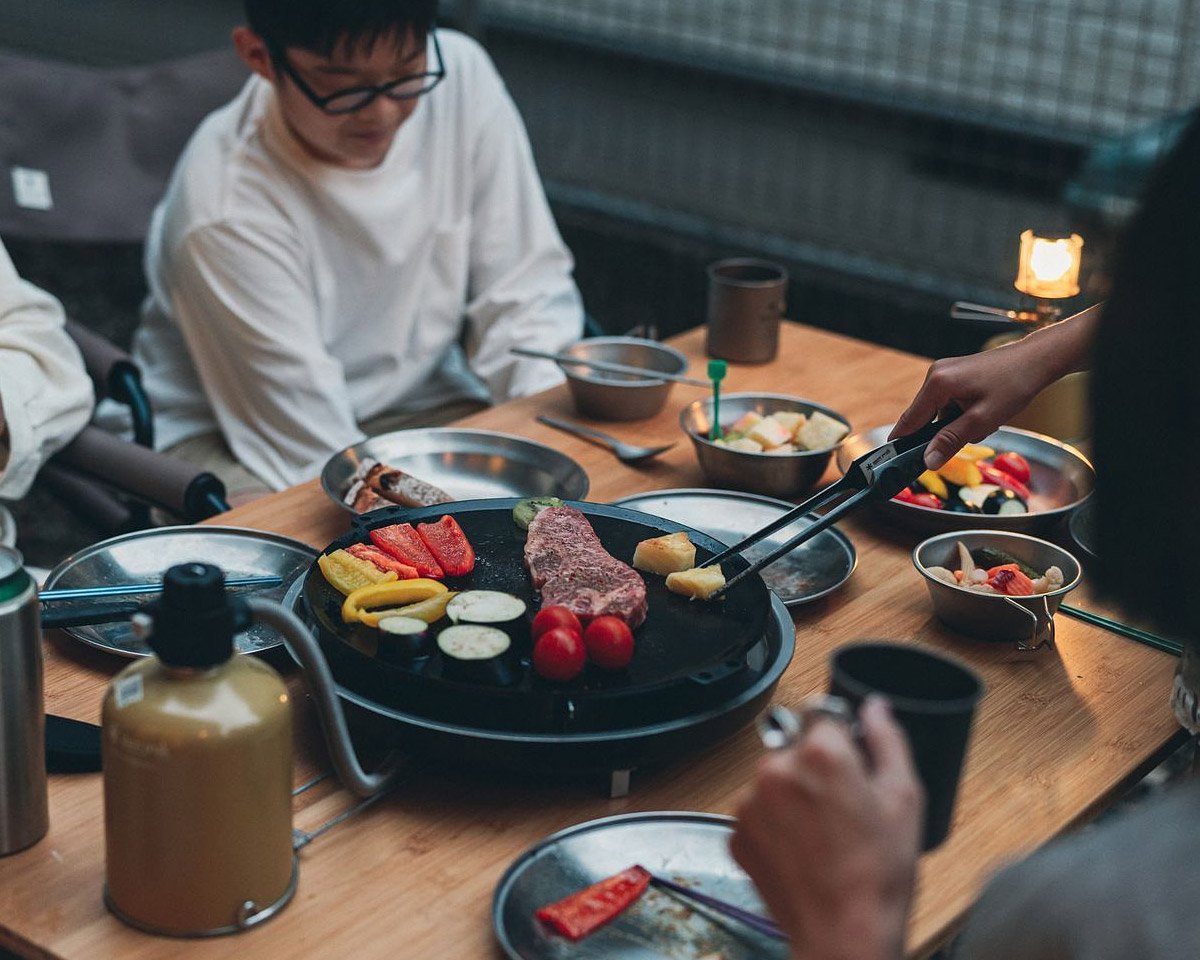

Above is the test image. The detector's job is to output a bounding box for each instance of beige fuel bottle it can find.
[102,563,296,936]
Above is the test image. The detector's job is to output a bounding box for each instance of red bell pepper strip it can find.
[977,462,1031,500]
[346,543,419,579]
[369,523,444,579]
[893,487,943,509]
[992,451,1032,485]
[415,515,476,577]
[535,865,652,941]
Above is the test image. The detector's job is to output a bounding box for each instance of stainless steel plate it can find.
[1069,497,1098,560]
[837,425,1094,534]
[321,428,590,514]
[493,812,787,960]
[42,526,317,658]
[613,488,856,607]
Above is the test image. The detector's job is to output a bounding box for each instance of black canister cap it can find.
[146,563,247,668]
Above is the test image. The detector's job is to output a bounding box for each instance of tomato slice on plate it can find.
[535,865,652,941]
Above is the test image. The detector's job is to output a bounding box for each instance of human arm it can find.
[891,304,1101,469]
[166,222,363,490]
[460,59,584,400]
[729,697,924,960]
[0,241,94,499]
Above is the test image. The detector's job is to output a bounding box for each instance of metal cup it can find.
[759,642,983,852]
[705,259,788,363]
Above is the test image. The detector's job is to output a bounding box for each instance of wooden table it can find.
[0,323,1184,959]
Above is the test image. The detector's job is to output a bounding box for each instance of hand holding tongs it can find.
[703,416,953,599]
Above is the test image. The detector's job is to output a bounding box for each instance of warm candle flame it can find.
[1015,230,1083,299]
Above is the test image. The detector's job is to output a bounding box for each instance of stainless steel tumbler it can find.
[0,546,48,855]
[705,259,788,363]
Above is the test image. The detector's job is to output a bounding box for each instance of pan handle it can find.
[246,598,402,798]
[1001,595,1056,652]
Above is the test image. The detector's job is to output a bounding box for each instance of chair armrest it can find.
[50,426,229,521]
[64,320,154,447]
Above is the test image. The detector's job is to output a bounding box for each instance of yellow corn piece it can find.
[916,470,949,499]
[318,550,398,596]
[356,592,459,629]
[937,455,983,488]
[341,579,448,625]
[957,444,996,462]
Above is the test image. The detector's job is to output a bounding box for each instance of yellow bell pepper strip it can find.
[318,550,398,596]
[956,444,996,462]
[937,455,983,488]
[916,470,949,499]
[358,591,459,628]
[341,579,448,625]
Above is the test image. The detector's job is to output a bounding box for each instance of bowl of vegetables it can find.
[679,393,851,497]
[913,530,1082,647]
[837,424,1094,534]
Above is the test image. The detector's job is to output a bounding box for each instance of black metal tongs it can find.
[703,416,954,599]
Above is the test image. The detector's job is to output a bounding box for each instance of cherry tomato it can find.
[992,451,1032,485]
[583,616,635,671]
[532,605,583,641]
[532,627,586,682]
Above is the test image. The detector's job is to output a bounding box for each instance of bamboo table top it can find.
[0,322,1183,960]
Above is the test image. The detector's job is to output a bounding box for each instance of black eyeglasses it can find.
[269,30,446,115]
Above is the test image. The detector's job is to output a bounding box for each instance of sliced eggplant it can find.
[958,483,1000,512]
[375,615,432,662]
[445,590,528,646]
[437,625,520,686]
[981,488,1028,516]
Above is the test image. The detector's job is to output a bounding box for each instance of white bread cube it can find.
[666,565,726,600]
[771,411,807,435]
[746,417,793,450]
[763,444,798,455]
[795,411,849,451]
[716,437,764,453]
[730,411,763,433]
[633,532,697,575]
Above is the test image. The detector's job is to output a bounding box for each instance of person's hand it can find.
[730,697,923,960]
[891,305,1100,469]
[890,337,1052,470]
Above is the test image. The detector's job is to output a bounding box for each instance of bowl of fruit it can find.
[679,393,851,497]
[837,425,1094,534]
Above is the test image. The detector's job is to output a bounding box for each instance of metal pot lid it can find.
[612,488,856,607]
[321,428,590,515]
[42,525,317,658]
[493,811,787,960]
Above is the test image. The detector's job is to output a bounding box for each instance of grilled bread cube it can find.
[714,436,764,453]
[666,565,727,600]
[730,411,764,433]
[633,532,697,575]
[795,411,849,451]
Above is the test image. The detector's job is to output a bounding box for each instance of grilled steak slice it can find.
[525,506,648,628]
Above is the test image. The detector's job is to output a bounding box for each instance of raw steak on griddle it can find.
[525,506,648,628]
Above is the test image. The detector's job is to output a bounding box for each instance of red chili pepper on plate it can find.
[894,487,943,509]
[415,515,476,577]
[977,462,1031,501]
[345,543,419,579]
[992,451,1032,485]
[369,523,444,579]
[535,865,652,941]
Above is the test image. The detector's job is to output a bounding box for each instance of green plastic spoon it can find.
[708,359,727,441]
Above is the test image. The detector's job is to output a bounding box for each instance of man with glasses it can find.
[126,0,584,496]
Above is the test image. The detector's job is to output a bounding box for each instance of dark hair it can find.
[244,0,438,57]
[1092,110,1200,642]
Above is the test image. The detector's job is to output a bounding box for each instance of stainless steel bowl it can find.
[913,530,1082,645]
[838,424,1094,534]
[562,336,690,421]
[679,393,850,497]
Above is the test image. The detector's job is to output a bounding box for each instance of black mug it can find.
[830,642,983,850]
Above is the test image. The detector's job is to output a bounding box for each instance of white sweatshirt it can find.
[133,30,583,490]
[0,240,93,500]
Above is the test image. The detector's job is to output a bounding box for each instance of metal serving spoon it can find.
[536,415,676,465]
